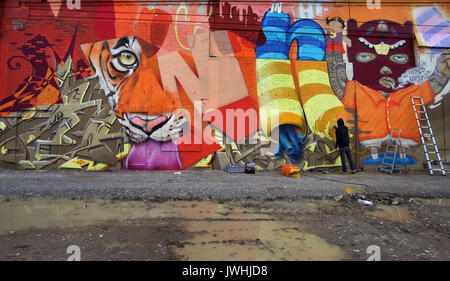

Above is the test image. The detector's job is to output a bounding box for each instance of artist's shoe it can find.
[341,171,347,175]
[351,170,356,174]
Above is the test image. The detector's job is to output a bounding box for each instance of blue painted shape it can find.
[287,19,327,61]
[274,142,284,159]
[362,153,417,166]
[415,7,440,25]
[286,125,303,162]
[255,10,291,59]
[279,126,294,155]
[273,125,305,163]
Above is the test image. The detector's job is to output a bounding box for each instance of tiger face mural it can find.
[78,6,202,170]
[82,36,187,143]
[81,35,189,170]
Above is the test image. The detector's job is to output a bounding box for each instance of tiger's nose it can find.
[130,115,168,133]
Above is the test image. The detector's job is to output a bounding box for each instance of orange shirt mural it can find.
[342,80,435,146]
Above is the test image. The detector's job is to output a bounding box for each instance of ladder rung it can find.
[379,168,393,172]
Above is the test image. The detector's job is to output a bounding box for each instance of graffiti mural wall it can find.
[0,0,449,171]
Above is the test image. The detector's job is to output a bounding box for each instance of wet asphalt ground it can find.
[0,169,448,200]
[0,170,448,261]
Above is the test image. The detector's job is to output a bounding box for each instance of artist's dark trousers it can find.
[339,146,355,173]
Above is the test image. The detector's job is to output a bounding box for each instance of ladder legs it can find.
[411,97,446,176]
[379,128,407,175]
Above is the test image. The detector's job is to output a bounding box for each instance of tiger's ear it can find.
[80,41,103,74]
[80,42,95,60]
[136,37,159,58]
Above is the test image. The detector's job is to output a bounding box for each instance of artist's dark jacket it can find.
[335,125,350,148]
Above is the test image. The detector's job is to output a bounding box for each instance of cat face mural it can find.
[347,19,416,94]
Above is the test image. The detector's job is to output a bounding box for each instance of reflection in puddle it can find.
[0,198,178,235]
[173,202,346,261]
[176,220,346,261]
[367,205,417,223]
[0,198,347,260]
[415,198,450,207]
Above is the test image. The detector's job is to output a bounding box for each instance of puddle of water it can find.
[231,200,339,216]
[415,198,450,217]
[174,203,346,261]
[0,198,178,235]
[176,220,346,261]
[0,198,347,261]
[415,198,450,207]
[0,198,284,235]
[367,205,417,223]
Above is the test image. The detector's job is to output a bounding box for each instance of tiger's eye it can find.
[118,51,137,67]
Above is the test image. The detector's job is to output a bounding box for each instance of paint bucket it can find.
[282,165,301,178]
[370,147,378,160]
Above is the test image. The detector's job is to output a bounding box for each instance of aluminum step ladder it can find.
[411,97,446,176]
[379,128,408,174]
